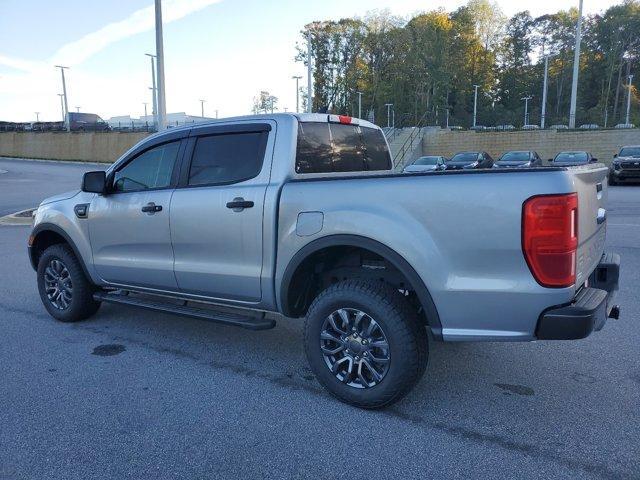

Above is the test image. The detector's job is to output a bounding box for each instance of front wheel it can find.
[37,244,101,322]
[303,279,428,409]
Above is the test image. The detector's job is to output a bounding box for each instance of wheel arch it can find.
[29,223,92,280]
[279,234,442,339]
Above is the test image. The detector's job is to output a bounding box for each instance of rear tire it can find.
[37,244,101,322]
[304,279,428,409]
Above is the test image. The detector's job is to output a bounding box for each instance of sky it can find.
[0,0,623,122]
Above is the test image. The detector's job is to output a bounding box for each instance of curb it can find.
[0,208,36,226]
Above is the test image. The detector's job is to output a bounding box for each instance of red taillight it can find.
[338,115,352,124]
[522,193,578,288]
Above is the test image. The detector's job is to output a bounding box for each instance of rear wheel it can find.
[37,244,101,322]
[304,279,428,409]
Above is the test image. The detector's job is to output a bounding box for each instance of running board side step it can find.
[93,292,276,330]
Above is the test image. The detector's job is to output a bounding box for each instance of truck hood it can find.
[40,190,80,206]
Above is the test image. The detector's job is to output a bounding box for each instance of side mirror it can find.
[548,158,554,163]
[590,158,598,163]
[82,171,107,194]
[613,153,618,158]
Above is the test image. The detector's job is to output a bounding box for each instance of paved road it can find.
[0,158,638,479]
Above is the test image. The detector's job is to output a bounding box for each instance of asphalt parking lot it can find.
[0,157,638,480]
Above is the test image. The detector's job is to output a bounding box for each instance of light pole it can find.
[55,65,70,131]
[57,94,65,123]
[35,112,40,122]
[521,95,533,126]
[154,0,167,130]
[199,99,206,117]
[385,103,393,128]
[356,91,363,119]
[625,74,634,125]
[472,84,479,128]
[75,106,80,113]
[446,108,450,128]
[145,53,158,129]
[292,76,302,113]
[143,102,148,119]
[541,55,552,128]
[215,109,219,119]
[568,0,583,129]
[306,29,313,113]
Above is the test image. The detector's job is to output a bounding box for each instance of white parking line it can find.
[608,223,640,227]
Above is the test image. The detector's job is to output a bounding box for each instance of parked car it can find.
[522,124,540,130]
[470,125,487,131]
[609,145,640,185]
[614,123,635,129]
[496,124,516,131]
[550,151,598,166]
[579,124,600,130]
[493,150,543,168]
[550,124,569,130]
[446,151,494,169]
[29,112,620,409]
[403,155,447,173]
[68,112,111,132]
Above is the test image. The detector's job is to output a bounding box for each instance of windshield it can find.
[555,152,588,163]
[413,156,439,166]
[619,147,640,157]
[449,152,478,163]
[499,151,530,162]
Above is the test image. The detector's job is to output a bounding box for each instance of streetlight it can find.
[57,94,65,123]
[356,91,363,119]
[472,85,479,128]
[199,99,206,117]
[625,74,634,125]
[384,103,393,128]
[306,29,313,113]
[292,76,302,113]
[75,106,80,113]
[143,102,148,119]
[154,0,167,130]
[55,65,70,131]
[540,54,553,128]
[34,112,40,122]
[521,95,533,126]
[145,53,158,129]
[568,0,583,128]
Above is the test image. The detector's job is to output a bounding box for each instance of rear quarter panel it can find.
[276,170,579,341]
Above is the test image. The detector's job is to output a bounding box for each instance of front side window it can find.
[189,132,266,186]
[113,141,180,192]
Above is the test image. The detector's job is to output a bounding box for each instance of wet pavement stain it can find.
[92,344,126,357]
[494,383,535,396]
[571,373,597,384]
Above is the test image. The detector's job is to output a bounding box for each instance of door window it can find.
[188,132,266,186]
[113,141,180,192]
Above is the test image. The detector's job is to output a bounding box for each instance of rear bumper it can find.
[536,253,620,340]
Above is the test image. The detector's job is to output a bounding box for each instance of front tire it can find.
[37,244,101,322]
[304,279,428,409]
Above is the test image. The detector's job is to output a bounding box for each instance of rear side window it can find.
[296,122,391,174]
[189,132,266,186]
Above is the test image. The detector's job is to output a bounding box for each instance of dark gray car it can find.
[493,150,543,168]
[609,145,640,185]
[551,151,597,167]
[445,151,494,170]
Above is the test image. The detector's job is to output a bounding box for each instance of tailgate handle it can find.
[597,208,607,224]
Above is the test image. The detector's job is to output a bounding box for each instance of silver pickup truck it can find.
[29,113,621,408]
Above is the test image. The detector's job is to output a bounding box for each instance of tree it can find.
[252,91,278,114]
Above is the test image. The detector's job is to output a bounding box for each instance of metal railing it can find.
[392,110,430,169]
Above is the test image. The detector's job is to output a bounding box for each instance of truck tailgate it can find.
[571,165,608,288]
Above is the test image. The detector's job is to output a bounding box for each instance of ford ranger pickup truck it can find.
[29,113,621,408]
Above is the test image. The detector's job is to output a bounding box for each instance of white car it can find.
[403,156,447,172]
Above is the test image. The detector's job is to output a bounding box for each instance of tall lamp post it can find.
[472,84,479,128]
[625,74,634,125]
[292,75,302,113]
[521,95,533,126]
[356,91,363,119]
[34,112,40,122]
[199,99,206,118]
[143,102,148,119]
[541,55,552,128]
[568,0,583,129]
[385,103,393,128]
[55,65,70,131]
[57,94,65,123]
[145,53,158,129]
[306,29,313,113]
[154,0,167,130]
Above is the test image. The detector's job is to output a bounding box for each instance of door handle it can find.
[141,202,162,213]
[226,198,254,212]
